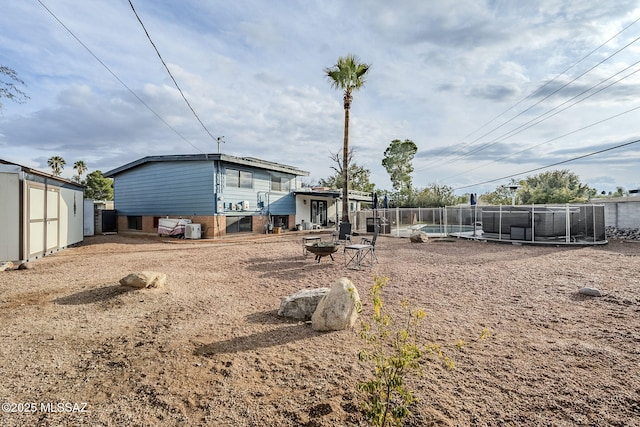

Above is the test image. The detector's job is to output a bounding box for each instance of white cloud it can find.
[1,1,639,193]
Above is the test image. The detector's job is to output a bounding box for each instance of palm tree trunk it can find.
[342,103,350,223]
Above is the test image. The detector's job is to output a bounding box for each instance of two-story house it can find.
[104,154,309,238]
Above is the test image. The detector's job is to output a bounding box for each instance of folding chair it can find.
[344,225,379,269]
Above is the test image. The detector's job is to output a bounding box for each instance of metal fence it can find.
[350,204,607,245]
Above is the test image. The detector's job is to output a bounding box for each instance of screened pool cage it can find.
[350,204,607,245]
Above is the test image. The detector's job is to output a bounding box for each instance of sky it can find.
[1,0,639,196]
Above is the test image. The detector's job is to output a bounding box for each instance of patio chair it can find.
[332,222,352,244]
[344,225,379,269]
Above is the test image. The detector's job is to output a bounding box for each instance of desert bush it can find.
[358,275,489,427]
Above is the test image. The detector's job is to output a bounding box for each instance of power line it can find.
[36,0,206,154]
[442,102,640,183]
[128,0,219,144]
[416,15,640,172]
[452,138,640,191]
[440,62,640,181]
[444,33,640,165]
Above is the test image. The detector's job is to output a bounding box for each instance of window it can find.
[127,216,142,230]
[226,216,252,233]
[226,169,253,189]
[271,174,290,192]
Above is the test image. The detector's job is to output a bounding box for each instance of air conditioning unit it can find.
[184,223,202,239]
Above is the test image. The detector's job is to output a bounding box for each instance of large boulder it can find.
[278,288,330,320]
[410,231,428,243]
[119,271,167,289]
[312,278,361,332]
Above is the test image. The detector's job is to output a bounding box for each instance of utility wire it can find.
[36,0,206,154]
[443,33,640,165]
[416,15,640,172]
[128,0,218,143]
[443,103,640,183]
[452,138,640,191]
[480,61,640,148]
[441,61,640,174]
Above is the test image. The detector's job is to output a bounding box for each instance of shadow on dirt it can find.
[54,284,136,305]
[194,323,319,356]
[245,309,299,325]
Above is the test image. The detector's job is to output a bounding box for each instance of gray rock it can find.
[579,287,602,297]
[606,226,640,241]
[278,288,330,320]
[409,231,428,243]
[120,271,167,289]
[312,278,361,332]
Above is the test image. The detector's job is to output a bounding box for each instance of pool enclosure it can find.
[351,204,607,245]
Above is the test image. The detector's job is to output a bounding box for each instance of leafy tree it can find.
[381,139,418,197]
[518,170,592,204]
[73,160,88,183]
[482,179,521,205]
[613,186,626,197]
[84,170,113,200]
[325,54,371,222]
[317,150,375,192]
[0,66,28,110]
[413,183,459,207]
[47,156,66,177]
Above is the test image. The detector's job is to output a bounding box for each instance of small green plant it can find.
[358,276,424,427]
[357,276,490,427]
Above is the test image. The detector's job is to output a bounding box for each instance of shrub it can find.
[358,276,490,427]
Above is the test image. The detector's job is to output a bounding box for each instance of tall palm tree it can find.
[325,54,371,223]
[73,160,87,182]
[47,156,66,177]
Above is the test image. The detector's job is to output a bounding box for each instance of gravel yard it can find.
[0,232,639,426]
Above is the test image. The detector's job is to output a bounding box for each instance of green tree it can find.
[325,54,371,223]
[413,183,459,207]
[0,66,29,110]
[519,170,592,204]
[317,150,375,192]
[47,156,66,177]
[73,160,88,183]
[482,179,521,205]
[613,186,626,197]
[381,139,418,197]
[84,170,113,200]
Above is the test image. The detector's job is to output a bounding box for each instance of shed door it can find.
[46,187,60,252]
[27,183,60,258]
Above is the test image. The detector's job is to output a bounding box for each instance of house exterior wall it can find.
[114,161,215,216]
[220,167,296,215]
[112,157,301,237]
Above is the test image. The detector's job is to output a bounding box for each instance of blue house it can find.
[104,154,309,238]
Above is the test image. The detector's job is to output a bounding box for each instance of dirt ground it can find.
[0,232,639,427]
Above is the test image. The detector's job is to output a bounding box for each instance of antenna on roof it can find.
[217,136,225,153]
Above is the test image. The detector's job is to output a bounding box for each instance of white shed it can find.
[0,159,84,263]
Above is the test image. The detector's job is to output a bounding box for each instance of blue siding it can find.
[115,161,215,215]
[222,167,296,215]
[113,159,298,217]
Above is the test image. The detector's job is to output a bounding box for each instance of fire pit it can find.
[304,242,339,263]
